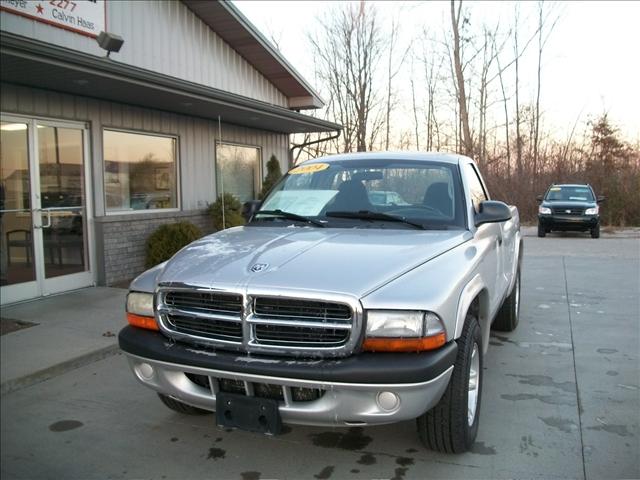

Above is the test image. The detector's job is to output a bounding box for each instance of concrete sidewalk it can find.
[0,287,127,395]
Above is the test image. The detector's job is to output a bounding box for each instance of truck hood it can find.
[158,226,471,298]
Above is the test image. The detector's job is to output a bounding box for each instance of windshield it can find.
[545,186,594,202]
[254,159,466,230]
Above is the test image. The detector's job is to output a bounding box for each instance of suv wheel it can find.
[537,223,546,237]
[417,312,483,453]
[591,224,600,239]
[157,393,212,415]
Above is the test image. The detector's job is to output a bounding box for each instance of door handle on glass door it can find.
[33,209,51,229]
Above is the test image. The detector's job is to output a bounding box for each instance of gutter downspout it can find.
[288,130,342,168]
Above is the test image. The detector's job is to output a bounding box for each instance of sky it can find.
[233,1,640,142]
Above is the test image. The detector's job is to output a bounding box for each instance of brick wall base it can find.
[95,210,215,286]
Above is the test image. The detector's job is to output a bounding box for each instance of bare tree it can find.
[309,2,384,153]
[419,29,445,151]
[450,0,473,156]
[532,0,559,190]
[476,24,504,167]
[384,14,409,150]
[410,74,420,150]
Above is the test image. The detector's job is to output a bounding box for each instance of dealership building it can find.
[0,0,339,304]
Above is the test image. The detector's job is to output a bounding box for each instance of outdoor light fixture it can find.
[96,31,124,57]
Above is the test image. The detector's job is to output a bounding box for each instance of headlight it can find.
[126,292,154,317]
[585,206,599,215]
[538,206,551,215]
[366,310,445,338]
[364,310,446,352]
[366,310,425,337]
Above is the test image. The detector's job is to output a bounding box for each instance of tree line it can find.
[293,0,639,226]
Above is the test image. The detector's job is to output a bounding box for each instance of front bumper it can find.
[119,326,456,426]
[538,214,599,231]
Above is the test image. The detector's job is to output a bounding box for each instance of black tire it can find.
[417,312,483,453]
[157,393,212,415]
[591,224,600,238]
[537,223,546,237]
[492,267,521,332]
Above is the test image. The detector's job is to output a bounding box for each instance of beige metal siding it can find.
[1,83,290,217]
[0,1,288,107]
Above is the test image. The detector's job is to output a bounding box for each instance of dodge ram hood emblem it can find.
[565,209,571,213]
[250,263,269,273]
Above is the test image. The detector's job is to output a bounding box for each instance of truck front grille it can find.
[164,291,242,315]
[166,314,242,341]
[250,296,352,349]
[254,297,352,322]
[254,324,349,346]
[184,373,324,403]
[551,207,585,215]
[157,289,356,356]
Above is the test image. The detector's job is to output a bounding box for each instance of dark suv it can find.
[537,184,604,238]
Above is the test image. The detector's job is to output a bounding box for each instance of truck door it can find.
[464,163,503,310]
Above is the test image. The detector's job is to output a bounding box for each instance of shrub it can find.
[259,154,283,199]
[209,193,245,230]
[145,221,202,268]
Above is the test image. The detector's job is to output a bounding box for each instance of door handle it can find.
[34,209,52,229]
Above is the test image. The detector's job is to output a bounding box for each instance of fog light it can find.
[376,391,400,411]
[135,362,154,381]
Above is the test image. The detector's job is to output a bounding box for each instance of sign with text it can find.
[1,0,106,38]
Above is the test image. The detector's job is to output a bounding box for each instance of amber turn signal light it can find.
[363,332,446,352]
[127,312,159,331]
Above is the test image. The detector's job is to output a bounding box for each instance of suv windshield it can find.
[254,159,465,230]
[545,186,594,202]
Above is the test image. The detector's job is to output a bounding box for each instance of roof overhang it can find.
[0,32,341,135]
[182,0,324,110]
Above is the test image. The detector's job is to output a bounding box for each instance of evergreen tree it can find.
[259,155,283,199]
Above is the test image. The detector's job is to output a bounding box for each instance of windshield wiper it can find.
[326,210,426,230]
[253,209,326,228]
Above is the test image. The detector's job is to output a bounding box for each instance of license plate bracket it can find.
[216,392,282,435]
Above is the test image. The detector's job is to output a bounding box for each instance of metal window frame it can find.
[101,127,181,216]
[214,140,263,201]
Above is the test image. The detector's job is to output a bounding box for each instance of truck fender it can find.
[453,274,491,354]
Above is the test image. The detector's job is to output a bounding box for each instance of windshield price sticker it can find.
[261,190,337,216]
[289,163,330,175]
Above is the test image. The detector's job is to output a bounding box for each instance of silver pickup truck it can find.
[119,152,522,453]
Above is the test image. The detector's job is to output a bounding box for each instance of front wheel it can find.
[537,223,546,237]
[591,224,600,238]
[417,312,483,453]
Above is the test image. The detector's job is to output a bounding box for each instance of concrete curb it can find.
[1,344,121,396]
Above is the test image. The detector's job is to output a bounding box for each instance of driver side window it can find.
[464,164,488,213]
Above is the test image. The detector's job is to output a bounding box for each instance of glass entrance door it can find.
[0,116,93,304]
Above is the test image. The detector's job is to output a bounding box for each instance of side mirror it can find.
[597,195,606,203]
[242,200,261,222]
[475,200,512,227]
[536,195,544,202]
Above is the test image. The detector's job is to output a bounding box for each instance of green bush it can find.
[259,154,283,199]
[209,193,245,231]
[145,221,202,268]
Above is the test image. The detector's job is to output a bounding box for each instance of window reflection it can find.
[103,130,177,212]
[1,121,35,286]
[38,126,87,279]
[216,143,261,203]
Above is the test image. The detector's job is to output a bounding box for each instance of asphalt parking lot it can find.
[1,231,639,480]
